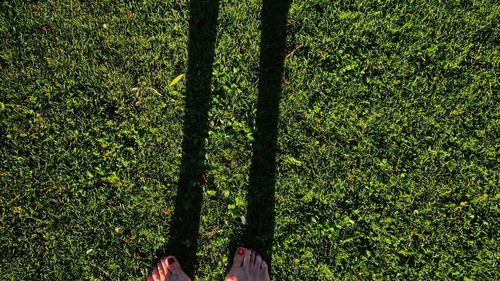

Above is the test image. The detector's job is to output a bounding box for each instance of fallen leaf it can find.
[147,87,162,96]
[169,74,185,87]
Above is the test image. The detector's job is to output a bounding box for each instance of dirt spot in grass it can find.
[42,25,50,34]
[31,4,40,13]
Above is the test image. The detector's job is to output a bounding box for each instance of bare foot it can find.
[226,247,270,281]
[147,256,191,281]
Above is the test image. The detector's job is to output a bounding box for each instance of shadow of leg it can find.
[245,0,291,273]
[164,0,219,278]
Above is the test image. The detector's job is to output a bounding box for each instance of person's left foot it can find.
[147,256,191,281]
[226,247,270,281]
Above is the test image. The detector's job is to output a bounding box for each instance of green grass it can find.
[1,0,499,280]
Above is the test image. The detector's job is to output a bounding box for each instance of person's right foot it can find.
[226,247,270,281]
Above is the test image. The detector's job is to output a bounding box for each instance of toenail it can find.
[168,257,175,265]
[238,247,245,255]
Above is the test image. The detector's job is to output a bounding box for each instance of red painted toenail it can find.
[238,247,245,255]
[168,257,175,265]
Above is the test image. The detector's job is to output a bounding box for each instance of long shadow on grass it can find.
[160,0,219,278]
[241,0,291,272]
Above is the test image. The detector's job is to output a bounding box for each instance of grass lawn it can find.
[1,0,499,280]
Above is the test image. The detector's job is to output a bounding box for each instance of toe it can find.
[152,267,161,281]
[160,257,172,280]
[243,248,253,267]
[157,260,166,279]
[232,247,246,267]
[166,256,183,275]
[263,260,269,270]
[255,254,263,269]
[250,249,257,265]
[261,260,269,275]
[160,257,169,271]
